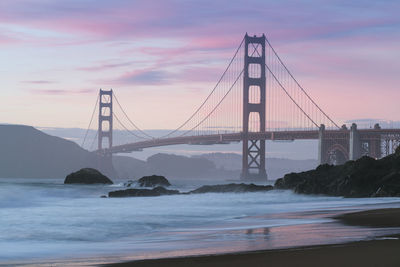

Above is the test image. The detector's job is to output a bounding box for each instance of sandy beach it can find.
[104,208,400,267]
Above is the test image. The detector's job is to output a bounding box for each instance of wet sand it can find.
[104,208,400,267]
[334,208,400,228]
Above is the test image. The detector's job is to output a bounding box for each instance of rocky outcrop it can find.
[189,183,273,194]
[275,149,400,197]
[138,175,171,187]
[108,186,179,197]
[64,168,113,184]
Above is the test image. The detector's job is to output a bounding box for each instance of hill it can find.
[0,124,115,178]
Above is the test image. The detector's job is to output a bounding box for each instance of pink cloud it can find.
[22,80,55,84]
[0,1,179,40]
[112,69,170,85]
[77,62,133,72]
[175,66,225,83]
[28,89,94,95]
[0,33,19,45]
[1,0,399,128]
[0,0,397,48]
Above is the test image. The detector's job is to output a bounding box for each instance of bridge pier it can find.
[318,124,327,164]
[241,34,268,181]
[369,124,382,159]
[349,123,361,160]
[319,124,350,165]
[319,123,385,165]
[369,139,382,159]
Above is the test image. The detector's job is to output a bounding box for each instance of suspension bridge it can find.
[81,33,400,180]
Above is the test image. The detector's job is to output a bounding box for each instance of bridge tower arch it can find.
[98,89,113,150]
[241,34,268,180]
[326,143,349,165]
[319,124,350,165]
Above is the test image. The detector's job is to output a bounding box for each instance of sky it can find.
[1,0,399,130]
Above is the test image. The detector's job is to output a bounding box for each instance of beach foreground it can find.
[104,208,400,267]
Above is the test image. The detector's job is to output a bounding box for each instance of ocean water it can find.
[1,178,400,266]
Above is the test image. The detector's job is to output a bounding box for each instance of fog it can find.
[40,127,319,160]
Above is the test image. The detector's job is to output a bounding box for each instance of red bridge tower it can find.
[241,34,268,181]
[98,89,113,151]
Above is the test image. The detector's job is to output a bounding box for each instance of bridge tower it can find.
[241,34,268,181]
[98,89,113,150]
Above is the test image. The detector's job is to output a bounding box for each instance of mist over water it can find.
[40,127,319,160]
[1,178,400,265]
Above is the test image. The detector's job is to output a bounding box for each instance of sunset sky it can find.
[1,0,399,129]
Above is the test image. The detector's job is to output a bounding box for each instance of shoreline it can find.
[104,208,400,267]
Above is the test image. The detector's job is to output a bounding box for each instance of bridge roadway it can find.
[99,128,400,154]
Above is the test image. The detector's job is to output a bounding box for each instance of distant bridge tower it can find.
[98,89,113,150]
[241,34,268,180]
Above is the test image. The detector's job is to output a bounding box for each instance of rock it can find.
[396,146,400,156]
[189,183,273,194]
[138,175,171,187]
[107,182,274,198]
[108,186,179,197]
[64,168,113,184]
[274,153,400,198]
[100,195,107,198]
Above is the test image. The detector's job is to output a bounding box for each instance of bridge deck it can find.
[97,129,400,154]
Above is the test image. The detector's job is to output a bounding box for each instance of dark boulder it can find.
[189,183,273,194]
[108,186,179,197]
[138,175,171,187]
[64,168,113,184]
[275,153,400,198]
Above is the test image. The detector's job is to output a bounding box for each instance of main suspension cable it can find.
[180,70,244,136]
[160,37,246,138]
[264,37,340,129]
[112,91,154,139]
[251,43,319,128]
[81,93,99,148]
[179,40,261,136]
[113,112,147,139]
